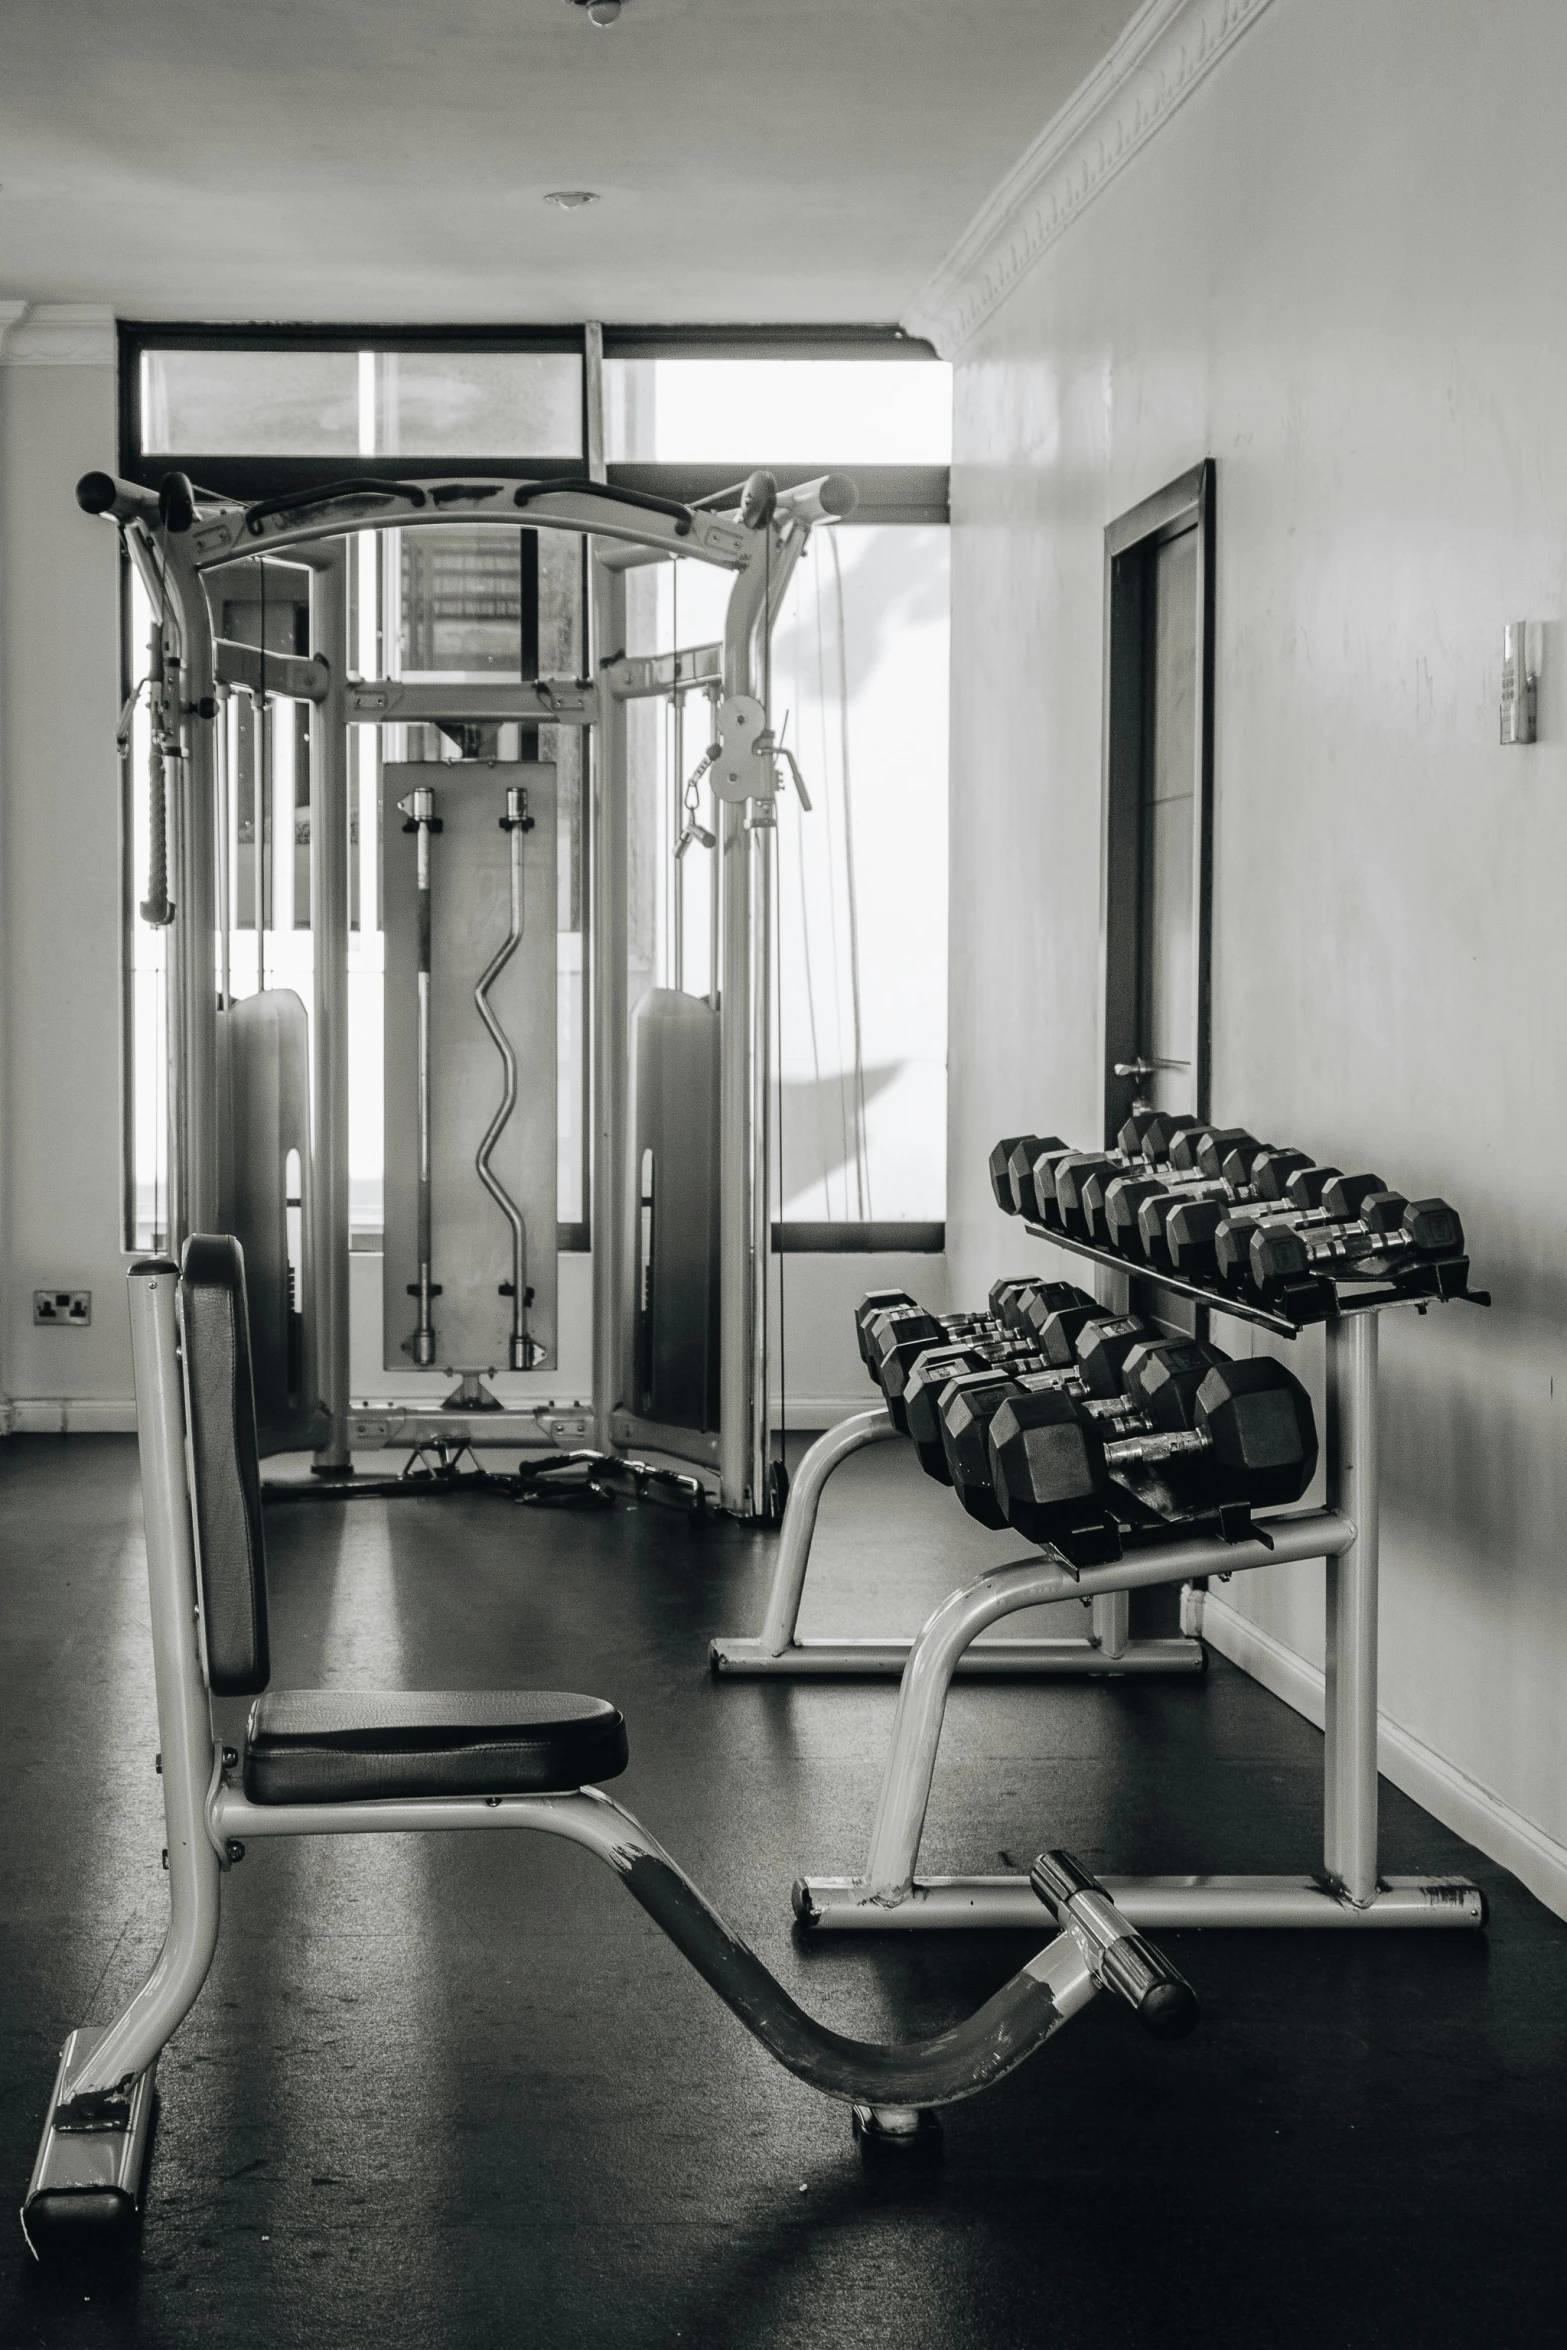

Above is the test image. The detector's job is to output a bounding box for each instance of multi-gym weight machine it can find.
[81,455,859,1520]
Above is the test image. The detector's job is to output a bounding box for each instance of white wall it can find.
[0,305,132,1428]
[929,0,1567,1906]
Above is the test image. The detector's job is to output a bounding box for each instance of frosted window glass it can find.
[604,359,952,466]
[377,353,581,456]
[141,349,582,458]
[141,350,359,454]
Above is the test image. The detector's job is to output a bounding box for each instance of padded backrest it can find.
[180,1235,270,1696]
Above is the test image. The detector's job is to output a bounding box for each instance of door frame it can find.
[1099,459,1216,1146]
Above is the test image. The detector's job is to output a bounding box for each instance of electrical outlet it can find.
[35,1289,92,1328]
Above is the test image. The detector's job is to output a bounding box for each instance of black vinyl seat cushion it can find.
[244,1690,630,1805]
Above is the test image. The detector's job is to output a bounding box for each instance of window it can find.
[140,347,584,459]
[604,357,951,466]
[119,325,950,1255]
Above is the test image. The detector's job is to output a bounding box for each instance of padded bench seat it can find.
[244,1689,629,1805]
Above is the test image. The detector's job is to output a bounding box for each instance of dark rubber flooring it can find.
[2,1431,1564,2349]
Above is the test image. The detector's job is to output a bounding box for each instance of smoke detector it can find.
[567,0,626,24]
[544,190,600,209]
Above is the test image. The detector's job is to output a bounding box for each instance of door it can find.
[1102,463,1215,1143]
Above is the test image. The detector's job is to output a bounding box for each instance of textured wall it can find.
[942,0,1567,1863]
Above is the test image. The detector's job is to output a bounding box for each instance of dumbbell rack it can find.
[793,1229,1490,1936]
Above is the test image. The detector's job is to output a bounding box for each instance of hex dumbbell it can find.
[987,1355,1318,1550]
[861,1282,1094,1431]
[935,1310,1158,1520]
[1239,1195,1465,1301]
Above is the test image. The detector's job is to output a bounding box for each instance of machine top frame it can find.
[184,476,754,574]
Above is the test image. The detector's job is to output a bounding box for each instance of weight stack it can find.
[631,989,720,1431]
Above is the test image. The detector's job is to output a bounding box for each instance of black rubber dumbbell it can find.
[1012,1117,1162,1230]
[1242,1196,1465,1301]
[1096,1126,1286,1260]
[1061,1117,1232,1244]
[866,1282,1078,1427]
[989,1136,1071,1217]
[865,1306,996,1412]
[878,1323,1049,1433]
[976,1332,1229,1545]
[898,1288,1099,1474]
[901,1342,1054,1474]
[987,1355,1318,1548]
[1207,1172,1396,1295]
[854,1289,917,1367]
[935,1311,1157,1519]
[1163,1162,1351,1282]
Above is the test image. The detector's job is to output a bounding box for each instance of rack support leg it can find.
[1325,1313,1380,1904]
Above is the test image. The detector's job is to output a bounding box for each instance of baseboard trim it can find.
[1199,1590,1567,1924]
[776,1397,875,1432]
[2,1396,867,1440]
[2,1398,139,1436]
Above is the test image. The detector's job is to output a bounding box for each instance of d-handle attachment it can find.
[1030,1850,1199,2041]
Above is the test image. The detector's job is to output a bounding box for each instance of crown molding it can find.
[1,302,116,367]
[904,0,1280,357]
[0,301,30,356]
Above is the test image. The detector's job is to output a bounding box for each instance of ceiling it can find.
[0,0,1140,326]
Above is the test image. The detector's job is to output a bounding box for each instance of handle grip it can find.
[1031,1849,1198,2041]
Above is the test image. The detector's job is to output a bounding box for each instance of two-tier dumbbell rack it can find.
[792,1220,1491,1935]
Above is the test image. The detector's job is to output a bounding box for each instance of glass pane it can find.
[772,524,949,1221]
[376,351,581,457]
[142,349,359,454]
[400,527,523,673]
[141,347,582,459]
[631,524,949,1224]
[604,357,952,465]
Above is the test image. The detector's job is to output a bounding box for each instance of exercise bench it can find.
[22,1239,1198,2253]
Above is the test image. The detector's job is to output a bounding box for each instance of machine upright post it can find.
[718,794,756,1515]
[1324,1311,1381,1903]
[591,560,630,1453]
[169,543,221,1238]
[309,549,352,1471]
[750,804,774,1515]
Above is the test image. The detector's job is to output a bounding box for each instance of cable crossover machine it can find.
[80,457,860,1520]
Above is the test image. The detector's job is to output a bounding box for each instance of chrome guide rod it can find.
[591,560,631,1452]
[398,782,439,1370]
[716,512,790,1518]
[705,684,722,1010]
[473,784,533,1369]
[749,792,775,1508]
[310,549,352,1461]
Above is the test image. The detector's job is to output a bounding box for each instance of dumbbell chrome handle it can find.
[1102,1425,1208,1472]
[1031,1850,1198,2040]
